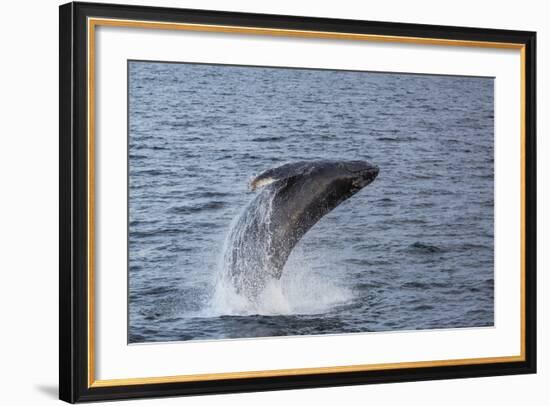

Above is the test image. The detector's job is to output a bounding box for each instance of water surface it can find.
[128,61,494,343]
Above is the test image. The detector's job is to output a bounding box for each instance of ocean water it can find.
[128,61,494,343]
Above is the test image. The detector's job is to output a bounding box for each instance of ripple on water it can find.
[128,62,495,343]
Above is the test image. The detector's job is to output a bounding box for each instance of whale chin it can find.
[220,159,379,302]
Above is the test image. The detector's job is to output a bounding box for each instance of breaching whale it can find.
[221,159,379,303]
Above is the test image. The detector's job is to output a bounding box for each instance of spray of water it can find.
[207,184,353,316]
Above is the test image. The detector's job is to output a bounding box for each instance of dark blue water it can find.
[128,61,494,343]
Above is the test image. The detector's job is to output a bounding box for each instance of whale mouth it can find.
[349,162,380,189]
[343,160,379,187]
[365,165,380,180]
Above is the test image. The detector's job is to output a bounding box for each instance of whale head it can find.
[251,159,379,201]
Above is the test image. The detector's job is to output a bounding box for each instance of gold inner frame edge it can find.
[87,17,527,388]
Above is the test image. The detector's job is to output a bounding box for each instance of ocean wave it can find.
[407,242,445,254]
[168,201,227,214]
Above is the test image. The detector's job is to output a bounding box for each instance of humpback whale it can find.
[221,159,379,303]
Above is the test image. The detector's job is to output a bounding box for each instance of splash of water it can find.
[209,251,353,316]
[221,185,278,297]
[207,184,353,316]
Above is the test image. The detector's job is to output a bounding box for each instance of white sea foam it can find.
[207,251,352,317]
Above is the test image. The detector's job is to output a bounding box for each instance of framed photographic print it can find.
[59,1,537,403]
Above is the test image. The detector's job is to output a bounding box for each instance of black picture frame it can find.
[60,1,537,403]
